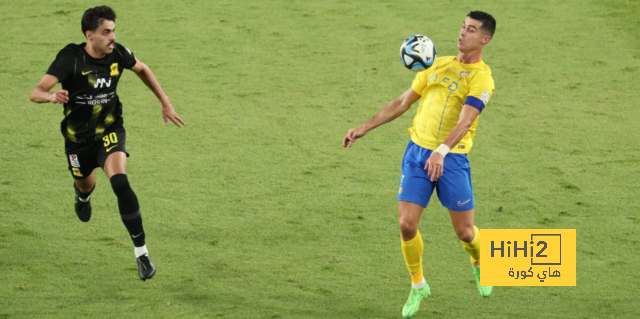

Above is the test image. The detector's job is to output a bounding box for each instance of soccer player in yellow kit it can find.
[343,11,496,318]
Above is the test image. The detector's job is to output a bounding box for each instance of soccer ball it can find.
[400,35,437,71]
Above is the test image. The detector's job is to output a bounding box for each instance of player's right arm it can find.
[342,87,420,148]
[29,74,68,104]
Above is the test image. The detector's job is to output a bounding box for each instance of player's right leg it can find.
[73,171,96,222]
[66,148,99,222]
[396,140,436,318]
[399,201,430,318]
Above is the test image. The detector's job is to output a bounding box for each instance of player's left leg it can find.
[448,208,478,261]
[436,153,492,297]
[448,209,491,297]
[103,150,155,281]
[98,127,155,280]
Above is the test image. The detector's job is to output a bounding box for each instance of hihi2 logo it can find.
[481,229,575,286]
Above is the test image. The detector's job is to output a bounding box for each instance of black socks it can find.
[74,183,94,200]
[110,174,145,247]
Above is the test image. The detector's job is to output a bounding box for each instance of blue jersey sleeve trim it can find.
[465,96,485,112]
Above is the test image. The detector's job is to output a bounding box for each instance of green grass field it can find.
[1,0,639,318]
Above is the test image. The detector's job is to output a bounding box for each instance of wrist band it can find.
[434,144,451,157]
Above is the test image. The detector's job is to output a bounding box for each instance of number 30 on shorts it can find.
[102,132,118,147]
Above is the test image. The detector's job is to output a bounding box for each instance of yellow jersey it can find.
[409,56,494,154]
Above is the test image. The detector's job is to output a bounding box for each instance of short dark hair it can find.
[81,6,116,37]
[468,11,496,37]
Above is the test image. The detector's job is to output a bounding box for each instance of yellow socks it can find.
[461,226,481,266]
[401,230,424,284]
[401,227,480,285]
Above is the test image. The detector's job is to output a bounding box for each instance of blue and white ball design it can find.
[400,35,437,71]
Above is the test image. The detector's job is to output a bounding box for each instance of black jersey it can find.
[46,42,137,143]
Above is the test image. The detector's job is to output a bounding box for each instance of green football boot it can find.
[401,283,431,318]
[472,265,493,297]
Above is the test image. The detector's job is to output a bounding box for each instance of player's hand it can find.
[425,152,444,181]
[48,90,69,104]
[161,100,186,128]
[343,126,367,148]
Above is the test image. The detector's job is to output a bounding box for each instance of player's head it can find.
[457,11,496,53]
[81,6,117,54]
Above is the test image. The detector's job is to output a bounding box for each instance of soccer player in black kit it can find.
[29,6,185,280]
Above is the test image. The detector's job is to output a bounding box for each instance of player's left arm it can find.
[130,58,186,127]
[424,105,480,181]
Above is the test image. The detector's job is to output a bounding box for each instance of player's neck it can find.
[84,42,106,59]
[455,50,482,64]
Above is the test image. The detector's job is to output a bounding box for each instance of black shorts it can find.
[65,126,129,179]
